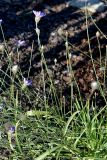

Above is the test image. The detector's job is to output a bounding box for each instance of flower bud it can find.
[96,31,100,38]
[69,53,72,59]
[41,45,44,52]
[65,31,68,37]
[65,41,68,47]
[54,58,57,65]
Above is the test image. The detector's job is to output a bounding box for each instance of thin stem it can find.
[96,36,102,67]
[104,46,107,91]
[36,21,41,48]
[27,41,34,78]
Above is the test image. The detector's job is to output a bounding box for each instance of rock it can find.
[68,0,106,13]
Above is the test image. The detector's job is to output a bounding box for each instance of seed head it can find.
[91,81,98,91]
[58,28,63,36]
[11,65,18,75]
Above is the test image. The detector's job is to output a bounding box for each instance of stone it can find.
[68,0,106,13]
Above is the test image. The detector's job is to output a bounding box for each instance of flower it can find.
[23,78,32,86]
[17,40,26,47]
[9,126,15,134]
[33,10,46,22]
[22,78,32,90]
[33,10,46,18]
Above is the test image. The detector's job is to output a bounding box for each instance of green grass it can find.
[1,94,107,159]
[0,9,107,160]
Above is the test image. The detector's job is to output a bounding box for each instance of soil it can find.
[0,0,107,109]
